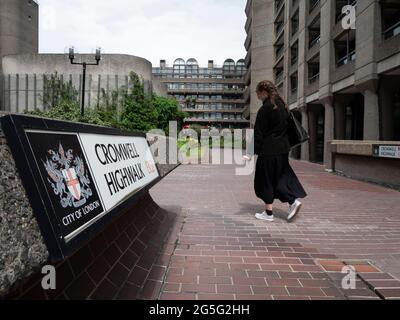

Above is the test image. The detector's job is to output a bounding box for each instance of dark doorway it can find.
[316,111,325,163]
[343,94,364,140]
[291,110,302,160]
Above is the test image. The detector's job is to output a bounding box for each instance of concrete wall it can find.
[1,54,154,112]
[247,0,275,126]
[334,154,400,189]
[0,0,39,110]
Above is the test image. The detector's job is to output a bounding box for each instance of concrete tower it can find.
[0,0,39,109]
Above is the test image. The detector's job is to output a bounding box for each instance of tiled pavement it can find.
[141,159,400,300]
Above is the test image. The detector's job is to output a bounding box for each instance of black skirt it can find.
[254,154,307,204]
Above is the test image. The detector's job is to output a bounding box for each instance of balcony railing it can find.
[275,46,284,60]
[383,21,400,40]
[309,0,320,13]
[309,35,321,49]
[275,22,284,36]
[275,0,284,11]
[275,72,284,84]
[337,50,356,67]
[308,73,320,84]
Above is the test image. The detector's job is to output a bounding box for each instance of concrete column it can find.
[335,102,346,140]
[308,108,317,162]
[249,0,275,126]
[363,88,380,140]
[297,0,307,107]
[322,97,334,165]
[380,79,394,141]
[300,106,310,161]
[318,0,334,99]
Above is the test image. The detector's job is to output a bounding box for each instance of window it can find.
[335,29,356,66]
[308,16,321,49]
[309,0,320,13]
[274,67,284,84]
[275,21,284,36]
[223,59,236,74]
[275,0,284,11]
[290,72,298,95]
[236,59,246,75]
[291,10,299,36]
[275,44,284,59]
[381,2,400,40]
[173,58,185,77]
[336,0,357,23]
[186,58,199,78]
[291,42,298,65]
[308,61,320,84]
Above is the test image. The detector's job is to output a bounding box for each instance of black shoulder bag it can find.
[286,109,310,149]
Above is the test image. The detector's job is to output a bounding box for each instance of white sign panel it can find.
[79,133,159,211]
[377,146,400,159]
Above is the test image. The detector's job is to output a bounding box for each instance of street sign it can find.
[1,114,160,260]
[373,145,400,159]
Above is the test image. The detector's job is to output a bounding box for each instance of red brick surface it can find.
[7,192,177,300]
[8,159,400,300]
[147,160,400,300]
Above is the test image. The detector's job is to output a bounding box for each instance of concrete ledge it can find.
[328,140,400,189]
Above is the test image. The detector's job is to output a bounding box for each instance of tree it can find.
[153,95,188,134]
[118,72,158,132]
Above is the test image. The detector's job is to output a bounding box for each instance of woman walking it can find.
[251,80,307,222]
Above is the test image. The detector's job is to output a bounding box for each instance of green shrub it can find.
[26,71,185,133]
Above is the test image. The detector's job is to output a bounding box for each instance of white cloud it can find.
[37,0,247,67]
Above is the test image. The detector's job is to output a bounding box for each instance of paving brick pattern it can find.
[148,160,400,300]
[9,159,400,300]
[7,193,179,300]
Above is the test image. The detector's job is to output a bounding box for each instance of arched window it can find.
[186,58,199,78]
[223,59,236,74]
[173,58,186,76]
[236,59,246,75]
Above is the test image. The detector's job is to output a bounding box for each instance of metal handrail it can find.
[309,73,320,83]
[309,35,321,49]
[337,50,356,66]
[309,0,320,13]
[383,21,400,39]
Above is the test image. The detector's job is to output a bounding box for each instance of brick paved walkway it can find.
[143,159,400,300]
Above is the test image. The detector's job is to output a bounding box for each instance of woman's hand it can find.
[243,154,252,162]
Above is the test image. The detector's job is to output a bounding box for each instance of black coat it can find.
[254,96,291,156]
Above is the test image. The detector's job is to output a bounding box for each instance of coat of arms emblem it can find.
[43,143,93,208]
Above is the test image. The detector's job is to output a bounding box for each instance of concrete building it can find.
[0,0,39,110]
[245,0,400,164]
[153,59,250,128]
[1,53,157,112]
[0,0,166,112]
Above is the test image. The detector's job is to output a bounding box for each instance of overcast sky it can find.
[37,0,247,67]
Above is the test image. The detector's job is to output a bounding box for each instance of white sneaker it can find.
[255,212,274,222]
[287,200,302,222]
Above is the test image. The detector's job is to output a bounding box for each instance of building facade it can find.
[0,0,39,110]
[153,59,250,129]
[245,0,400,164]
